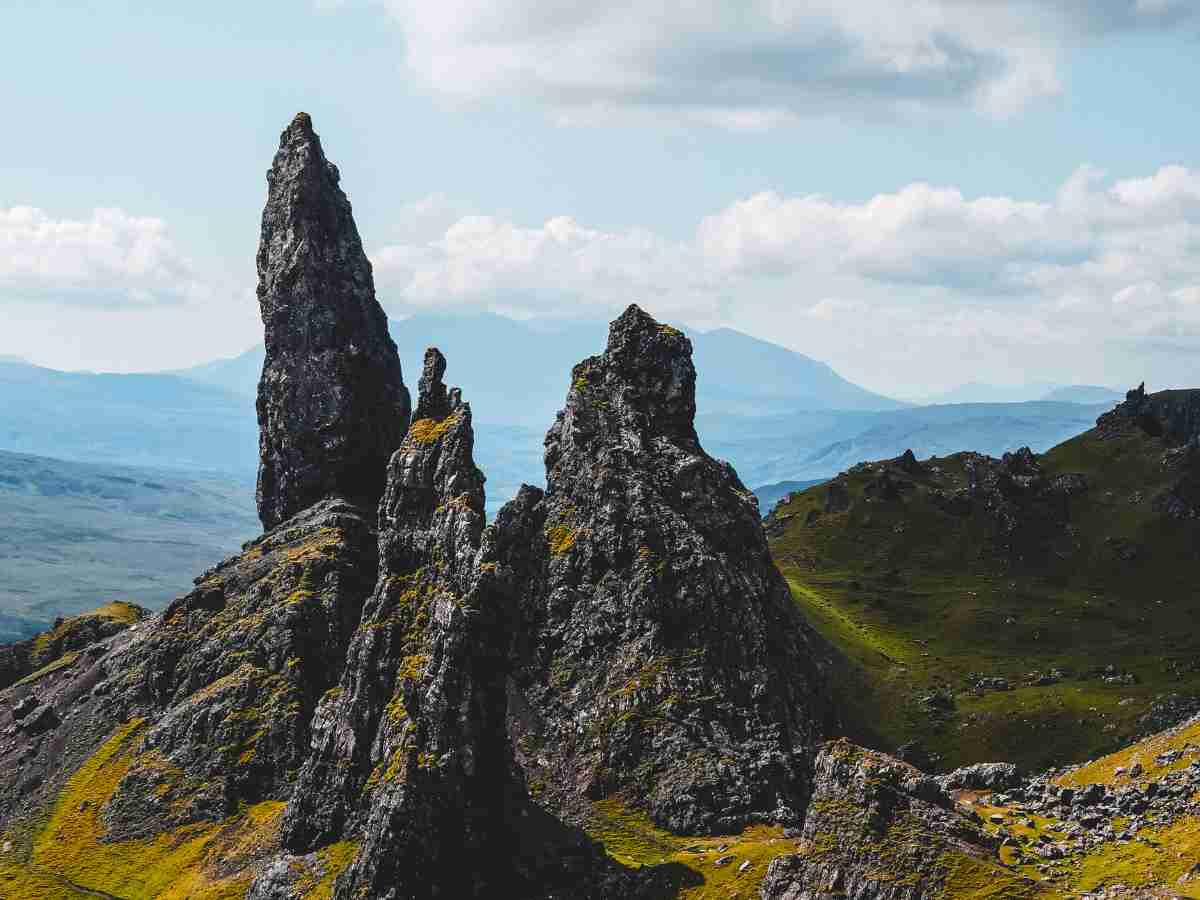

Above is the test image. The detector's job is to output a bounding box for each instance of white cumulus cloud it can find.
[371,162,1200,391]
[0,206,210,307]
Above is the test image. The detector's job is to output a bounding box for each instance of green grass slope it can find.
[768,401,1200,774]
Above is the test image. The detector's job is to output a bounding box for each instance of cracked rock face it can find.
[509,304,834,834]
[255,112,410,530]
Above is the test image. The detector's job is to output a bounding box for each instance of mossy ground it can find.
[586,799,796,899]
[948,711,1200,896]
[407,413,460,445]
[1057,713,1200,789]
[287,840,359,900]
[584,789,1036,900]
[0,719,289,899]
[770,425,1200,773]
[962,789,1200,897]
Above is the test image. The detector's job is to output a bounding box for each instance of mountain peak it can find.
[285,110,313,137]
[551,304,699,468]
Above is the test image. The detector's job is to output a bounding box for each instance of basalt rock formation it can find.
[509,305,834,834]
[269,349,631,899]
[255,112,410,530]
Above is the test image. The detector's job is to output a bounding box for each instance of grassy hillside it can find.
[768,403,1200,774]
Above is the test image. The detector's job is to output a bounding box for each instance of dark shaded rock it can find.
[1138,695,1200,737]
[280,351,487,855]
[939,762,1021,792]
[896,448,924,476]
[1154,466,1200,520]
[894,741,933,770]
[961,449,1080,566]
[92,497,381,837]
[509,305,833,835]
[18,704,58,735]
[11,695,37,720]
[863,469,913,501]
[278,352,630,898]
[255,112,410,529]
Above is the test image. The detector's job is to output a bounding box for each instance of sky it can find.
[2,1,1199,398]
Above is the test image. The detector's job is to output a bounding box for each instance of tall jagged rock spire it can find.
[279,350,623,897]
[510,303,834,834]
[255,112,410,529]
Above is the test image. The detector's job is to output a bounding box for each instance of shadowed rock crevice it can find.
[255,112,410,530]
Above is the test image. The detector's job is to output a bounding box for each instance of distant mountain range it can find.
[917,381,1123,406]
[175,312,906,424]
[0,357,258,473]
[1041,384,1125,404]
[0,313,1121,504]
[0,312,1132,623]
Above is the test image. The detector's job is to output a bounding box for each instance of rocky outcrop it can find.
[960,447,1080,566]
[277,350,492,877]
[0,601,146,691]
[0,496,379,860]
[1099,383,1200,446]
[276,350,627,899]
[760,740,1012,900]
[509,305,833,835]
[255,112,410,529]
[119,499,378,826]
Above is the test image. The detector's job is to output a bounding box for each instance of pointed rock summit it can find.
[511,304,834,834]
[255,112,410,529]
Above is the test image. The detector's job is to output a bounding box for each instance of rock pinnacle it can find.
[254,112,410,529]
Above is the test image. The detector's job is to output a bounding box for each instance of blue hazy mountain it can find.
[0,358,258,473]
[698,401,1108,488]
[1041,384,1124,404]
[918,380,1062,405]
[176,312,905,425]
